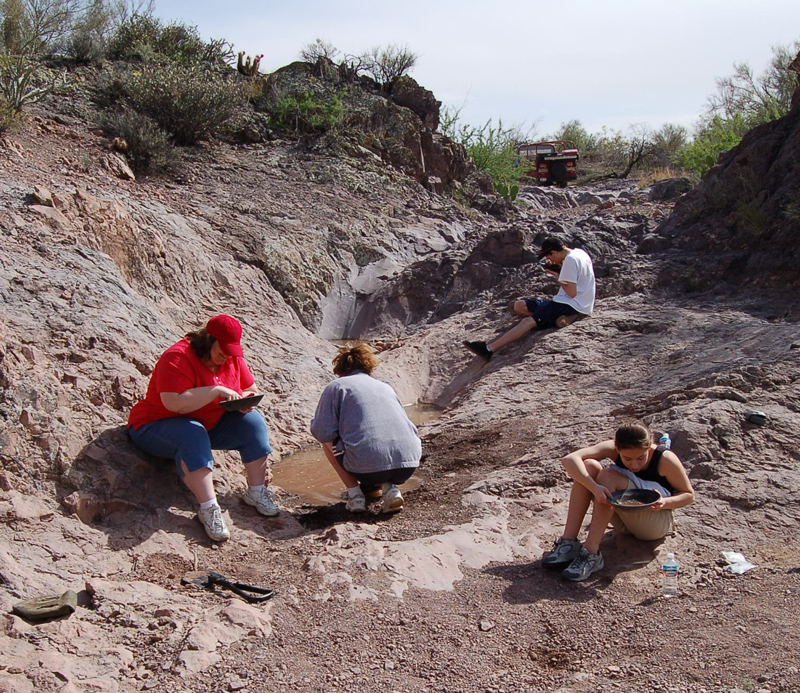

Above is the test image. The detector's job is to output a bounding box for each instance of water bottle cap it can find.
[667,552,675,559]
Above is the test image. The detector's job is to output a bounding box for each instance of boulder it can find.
[390,75,441,130]
[647,176,694,201]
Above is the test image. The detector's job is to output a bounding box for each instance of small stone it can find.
[479,619,495,632]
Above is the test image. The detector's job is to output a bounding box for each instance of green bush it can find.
[127,64,248,144]
[270,91,342,134]
[102,109,177,172]
[678,114,746,177]
[443,111,532,201]
[0,54,65,111]
[106,14,231,65]
[65,0,113,64]
[66,27,106,64]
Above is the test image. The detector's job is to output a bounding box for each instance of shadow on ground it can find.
[486,531,663,604]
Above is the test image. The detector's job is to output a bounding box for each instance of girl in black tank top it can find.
[613,445,675,494]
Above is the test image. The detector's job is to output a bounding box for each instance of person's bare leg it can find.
[181,464,215,504]
[562,459,603,540]
[322,442,359,489]
[488,316,538,353]
[244,455,268,486]
[582,468,629,554]
[512,300,533,317]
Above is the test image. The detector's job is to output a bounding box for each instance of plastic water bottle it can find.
[658,432,671,450]
[662,553,679,597]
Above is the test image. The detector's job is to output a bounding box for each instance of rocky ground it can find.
[1,76,799,693]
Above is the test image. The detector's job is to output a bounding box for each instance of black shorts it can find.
[351,467,417,493]
[334,452,417,492]
[523,298,578,329]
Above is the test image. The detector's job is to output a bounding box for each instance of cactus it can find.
[237,51,264,77]
[494,182,518,202]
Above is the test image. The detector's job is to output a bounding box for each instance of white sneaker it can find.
[382,484,404,513]
[346,493,366,513]
[242,487,280,517]
[198,504,230,542]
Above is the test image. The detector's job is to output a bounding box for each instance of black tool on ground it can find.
[181,570,274,603]
[609,488,660,509]
[219,393,265,412]
[746,410,768,426]
[12,590,78,621]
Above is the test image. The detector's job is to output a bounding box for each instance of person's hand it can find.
[543,267,560,278]
[240,391,259,413]
[592,483,612,505]
[650,494,666,511]
[215,386,241,401]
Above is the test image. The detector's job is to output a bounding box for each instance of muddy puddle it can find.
[272,403,442,505]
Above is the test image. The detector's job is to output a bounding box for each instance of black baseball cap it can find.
[538,237,565,259]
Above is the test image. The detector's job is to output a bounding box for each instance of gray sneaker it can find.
[562,548,604,582]
[541,537,582,568]
[197,504,230,542]
[243,487,280,517]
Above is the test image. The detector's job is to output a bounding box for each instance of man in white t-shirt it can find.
[463,237,595,361]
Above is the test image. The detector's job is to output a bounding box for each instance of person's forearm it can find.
[559,282,577,298]
[660,491,694,510]
[161,386,224,414]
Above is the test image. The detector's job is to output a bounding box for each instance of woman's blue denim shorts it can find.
[129,410,273,477]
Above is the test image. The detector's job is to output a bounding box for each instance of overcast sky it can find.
[154,0,800,138]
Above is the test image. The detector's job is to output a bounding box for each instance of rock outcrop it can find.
[655,53,800,293]
[260,61,475,191]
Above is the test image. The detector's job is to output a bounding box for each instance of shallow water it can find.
[271,403,442,504]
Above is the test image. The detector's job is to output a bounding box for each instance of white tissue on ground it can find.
[721,551,757,574]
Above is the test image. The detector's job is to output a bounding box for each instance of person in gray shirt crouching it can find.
[310,343,422,513]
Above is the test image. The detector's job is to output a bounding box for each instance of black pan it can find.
[609,488,660,509]
[219,394,264,411]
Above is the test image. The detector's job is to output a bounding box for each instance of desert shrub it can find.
[649,123,688,169]
[64,0,116,63]
[126,63,248,144]
[270,91,342,134]
[361,43,417,87]
[105,13,231,65]
[104,12,159,60]
[299,37,338,63]
[550,119,597,153]
[550,119,690,179]
[678,114,747,177]
[676,41,800,179]
[102,108,176,171]
[1,0,84,55]
[707,40,799,126]
[444,111,532,200]
[0,54,65,110]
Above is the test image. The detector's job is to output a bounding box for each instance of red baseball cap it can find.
[206,314,244,357]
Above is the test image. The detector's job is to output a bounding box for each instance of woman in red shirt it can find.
[128,315,277,541]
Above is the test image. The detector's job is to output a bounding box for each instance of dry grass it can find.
[637,166,686,187]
